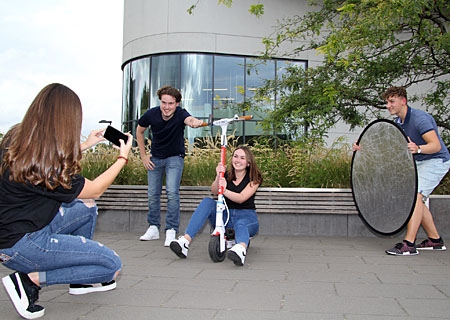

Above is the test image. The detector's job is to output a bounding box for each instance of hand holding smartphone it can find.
[103,125,128,147]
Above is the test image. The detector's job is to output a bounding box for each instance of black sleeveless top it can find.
[224,171,256,210]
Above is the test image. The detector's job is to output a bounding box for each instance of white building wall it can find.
[122,0,364,145]
[123,0,316,62]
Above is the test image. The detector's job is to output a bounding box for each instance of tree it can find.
[258,0,450,143]
[188,0,264,16]
[190,1,450,144]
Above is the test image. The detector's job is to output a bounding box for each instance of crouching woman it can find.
[0,83,133,319]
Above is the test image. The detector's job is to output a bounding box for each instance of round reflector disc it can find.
[351,119,417,236]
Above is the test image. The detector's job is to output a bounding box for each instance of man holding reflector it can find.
[354,86,450,256]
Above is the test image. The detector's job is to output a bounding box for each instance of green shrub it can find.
[1,134,447,194]
[80,137,449,193]
[79,136,354,188]
[80,143,147,185]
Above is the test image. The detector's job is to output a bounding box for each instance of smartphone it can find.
[104,125,128,147]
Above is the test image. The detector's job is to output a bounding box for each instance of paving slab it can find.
[1,232,450,320]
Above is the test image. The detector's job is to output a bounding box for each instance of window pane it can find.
[122,53,308,145]
[131,58,150,120]
[213,55,245,120]
[181,54,213,119]
[245,58,275,136]
[276,60,306,79]
[122,63,131,132]
[150,55,181,107]
[276,60,307,139]
[181,54,213,142]
[211,56,246,141]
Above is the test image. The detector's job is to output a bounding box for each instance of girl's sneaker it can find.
[2,272,45,319]
[69,280,116,295]
[170,236,189,258]
[228,244,246,266]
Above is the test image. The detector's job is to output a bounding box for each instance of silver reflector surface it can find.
[351,119,417,236]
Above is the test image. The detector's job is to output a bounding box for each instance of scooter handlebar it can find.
[239,115,253,121]
[205,114,253,127]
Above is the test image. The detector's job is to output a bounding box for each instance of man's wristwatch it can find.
[417,146,422,154]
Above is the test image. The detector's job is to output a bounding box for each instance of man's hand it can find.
[186,116,205,128]
[141,154,155,170]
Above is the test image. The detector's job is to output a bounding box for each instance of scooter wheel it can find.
[208,235,226,262]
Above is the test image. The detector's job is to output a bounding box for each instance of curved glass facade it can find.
[121,53,306,144]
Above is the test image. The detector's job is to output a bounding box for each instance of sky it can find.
[0,0,124,139]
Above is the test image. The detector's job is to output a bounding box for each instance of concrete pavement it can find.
[1,232,450,319]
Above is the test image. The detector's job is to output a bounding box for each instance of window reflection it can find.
[181,54,213,119]
[244,58,275,136]
[180,54,213,143]
[121,53,307,144]
[214,56,244,111]
[122,63,132,132]
[122,59,150,138]
[132,58,150,121]
[275,60,307,139]
[150,55,181,107]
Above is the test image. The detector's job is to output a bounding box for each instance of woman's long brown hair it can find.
[226,145,263,186]
[0,83,83,190]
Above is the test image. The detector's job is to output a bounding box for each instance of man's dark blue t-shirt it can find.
[138,106,191,159]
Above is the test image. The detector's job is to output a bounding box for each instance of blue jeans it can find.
[147,155,184,232]
[185,197,259,246]
[0,199,122,286]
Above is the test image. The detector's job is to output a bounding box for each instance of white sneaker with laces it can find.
[139,225,159,241]
[228,244,246,266]
[164,229,176,247]
[169,236,189,258]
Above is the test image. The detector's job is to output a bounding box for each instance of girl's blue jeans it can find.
[0,199,122,286]
[185,197,259,246]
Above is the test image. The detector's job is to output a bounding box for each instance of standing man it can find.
[136,85,204,246]
[372,86,449,255]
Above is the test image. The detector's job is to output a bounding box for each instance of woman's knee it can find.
[62,199,98,215]
[200,197,216,206]
[235,220,259,237]
[107,248,122,275]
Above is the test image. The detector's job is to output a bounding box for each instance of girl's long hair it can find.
[227,145,263,186]
[0,83,83,190]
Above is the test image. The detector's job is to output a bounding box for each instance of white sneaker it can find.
[164,229,176,247]
[169,236,189,258]
[228,244,246,266]
[139,225,159,241]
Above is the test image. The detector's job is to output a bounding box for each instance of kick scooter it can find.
[206,114,253,262]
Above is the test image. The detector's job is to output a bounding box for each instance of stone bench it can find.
[95,185,450,237]
[95,185,363,236]
[96,185,359,215]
